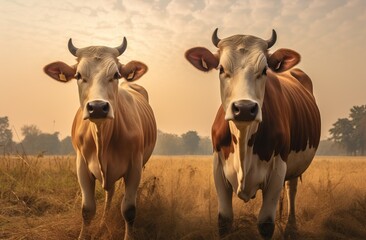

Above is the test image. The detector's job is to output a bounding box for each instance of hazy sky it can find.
[0,0,365,141]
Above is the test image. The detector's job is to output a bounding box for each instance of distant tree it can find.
[20,125,62,155]
[20,125,42,154]
[21,124,41,138]
[329,105,366,155]
[0,116,14,154]
[153,130,183,155]
[350,105,366,155]
[37,132,61,155]
[153,129,213,156]
[60,136,74,155]
[181,131,200,155]
[329,118,355,155]
[198,136,213,155]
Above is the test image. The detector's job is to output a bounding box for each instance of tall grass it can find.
[1,155,366,239]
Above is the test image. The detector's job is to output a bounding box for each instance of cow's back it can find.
[120,82,157,164]
[250,69,320,161]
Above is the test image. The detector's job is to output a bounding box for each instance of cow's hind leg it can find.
[77,154,96,240]
[121,156,143,240]
[284,178,298,239]
[213,153,233,237]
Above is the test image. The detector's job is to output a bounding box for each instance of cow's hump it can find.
[124,83,149,102]
[290,68,313,94]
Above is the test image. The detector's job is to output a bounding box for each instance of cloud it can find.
[166,0,206,15]
[1,0,366,138]
[2,0,365,52]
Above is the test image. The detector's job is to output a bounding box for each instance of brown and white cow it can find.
[185,29,320,239]
[44,38,157,240]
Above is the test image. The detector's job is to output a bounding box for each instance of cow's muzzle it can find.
[86,100,110,119]
[231,100,258,122]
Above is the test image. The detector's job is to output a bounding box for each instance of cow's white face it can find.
[44,39,148,123]
[217,36,268,124]
[185,29,300,126]
[75,48,121,121]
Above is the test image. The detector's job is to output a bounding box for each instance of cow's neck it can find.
[90,119,115,189]
[229,121,264,201]
[229,121,258,158]
[91,123,105,157]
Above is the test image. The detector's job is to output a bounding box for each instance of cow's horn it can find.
[212,28,221,48]
[115,37,127,56]
[68,38,78,56]
[266,29,277,49]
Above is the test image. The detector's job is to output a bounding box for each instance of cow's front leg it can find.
[102,185,115,223]
[121,156,143,240]
[77,153,96,240]
[284,177,298,239]
[213,152,233,237]
[258,157,286,239]
[95,185,115,238]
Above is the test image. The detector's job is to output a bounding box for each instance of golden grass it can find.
[1,155,366,239]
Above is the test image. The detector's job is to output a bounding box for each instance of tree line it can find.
[1,105,366,156]
[0,117,73,156]
[0,116,212,156]
[153,130,212,155]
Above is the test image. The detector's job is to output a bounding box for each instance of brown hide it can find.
[72,83,157,189]
[212,69,321,161]
[212,106,233,159]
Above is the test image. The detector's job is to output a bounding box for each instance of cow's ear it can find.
[43,61,76,82]
[268,48,300,73]
[185,47,219,72]
[119,61,148,82]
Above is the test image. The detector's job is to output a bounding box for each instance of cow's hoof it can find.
[258,220,274,239]
[218,213,233,237]
[284,224,298,240]
[123,205,136,225]
[78,235,91,240]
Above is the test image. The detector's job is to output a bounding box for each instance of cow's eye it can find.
[114,72,121,80]
[262,66,267,76]
[75,73,87,82]
[219,66,225,75]
[75,72,81,80]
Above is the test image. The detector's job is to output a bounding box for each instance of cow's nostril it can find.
[232,104,240,115]
[87,103,94,113]
[250,104,258,115]
[102,103,109,113]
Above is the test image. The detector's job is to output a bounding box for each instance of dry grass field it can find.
[1,155,366,240]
